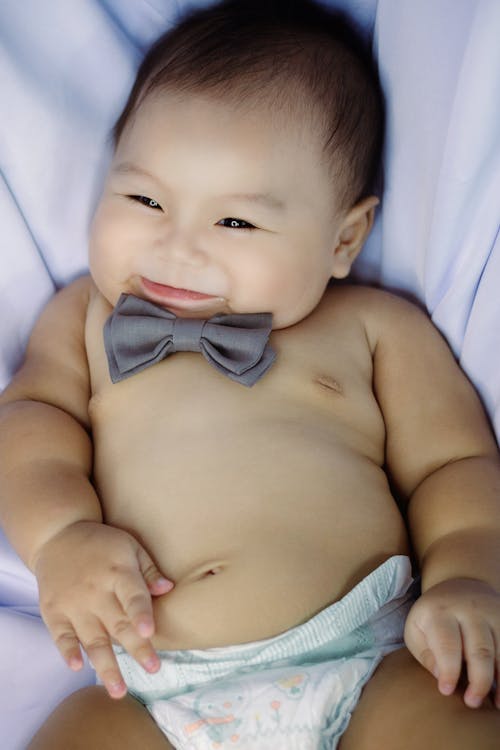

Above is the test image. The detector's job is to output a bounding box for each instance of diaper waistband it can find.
[114,555,415,702]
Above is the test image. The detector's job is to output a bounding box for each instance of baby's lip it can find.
[141,277,215,300]
[139,277,224,312]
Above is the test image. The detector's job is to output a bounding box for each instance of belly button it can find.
[189,562,226,582]
[205,566,223,576]
[194,565,224,580]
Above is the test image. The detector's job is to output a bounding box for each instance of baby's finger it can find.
[424,617,463,696]
[136,546,174,598]
[115,563,159,639]
[462,622,496,708]
[404,618,437,677]
[50,619,84,671]
[77,618,127,699]
[148,575,175,597]
[105,596,161,675]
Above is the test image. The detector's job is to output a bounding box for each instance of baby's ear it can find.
[331,196,379,279]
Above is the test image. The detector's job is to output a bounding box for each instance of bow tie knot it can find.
[104,294,276,386]
[171,317,205,352]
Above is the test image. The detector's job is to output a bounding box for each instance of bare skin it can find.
[7,278,500,748]
[27,687,173,750]
[86,279,409,651]
[2,89,500,747]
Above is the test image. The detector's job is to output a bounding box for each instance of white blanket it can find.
[1,1,499,746]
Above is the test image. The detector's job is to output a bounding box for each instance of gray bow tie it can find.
[104,294,276,387]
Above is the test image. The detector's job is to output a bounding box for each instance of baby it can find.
[1,1,499,748]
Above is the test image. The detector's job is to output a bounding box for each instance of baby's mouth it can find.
[142,278,215,300]
[139,277,226,313]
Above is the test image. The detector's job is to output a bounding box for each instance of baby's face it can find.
[89,91,350,328]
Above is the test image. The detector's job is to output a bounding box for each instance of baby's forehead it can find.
[112,1,382,211]
[135,81,326,145]
[112,86,339,215]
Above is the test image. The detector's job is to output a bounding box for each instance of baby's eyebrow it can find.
[112,162,285,212]
[112,162,154,179]
[222,192,286,212]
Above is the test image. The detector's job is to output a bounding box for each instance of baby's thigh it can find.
[27,686,173,750]
[339,647,500,750]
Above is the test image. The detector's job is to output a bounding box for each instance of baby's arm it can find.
[0,277,172,697]
[367,290,500,709]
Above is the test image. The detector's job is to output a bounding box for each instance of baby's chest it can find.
[86,312,383,480]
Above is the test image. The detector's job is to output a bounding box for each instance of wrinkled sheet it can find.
[0,1,498,746]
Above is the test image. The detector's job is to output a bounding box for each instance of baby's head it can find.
[90,0,383,328]
[114,0,382,214]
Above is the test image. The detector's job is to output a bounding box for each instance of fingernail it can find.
[68,656,82,671]
[143,655,160,672]
[467,694,482,708]
[108,681,126,698]
[156,577,174,591]
[440,682,455,696]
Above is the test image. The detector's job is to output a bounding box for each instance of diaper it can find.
[115,555,416,749]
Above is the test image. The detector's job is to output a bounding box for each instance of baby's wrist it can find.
[421,576,499,597]
[30,518,103,573]
[418,528,500,594]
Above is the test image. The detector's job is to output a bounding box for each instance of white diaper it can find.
[115,555,416,749]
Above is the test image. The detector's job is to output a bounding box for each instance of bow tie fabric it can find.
[103,294,276,387]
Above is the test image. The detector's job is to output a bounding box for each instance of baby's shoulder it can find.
[323,285,455,378]
[318,284,436,354]
[39,272,90,306]
[321,283,420,314]
[320,283,431,343]
[25,273,94,347]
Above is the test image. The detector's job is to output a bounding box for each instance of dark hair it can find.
[113,0,384,210]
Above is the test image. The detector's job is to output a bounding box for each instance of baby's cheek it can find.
[236,262,291,312]
[88,252,120,307]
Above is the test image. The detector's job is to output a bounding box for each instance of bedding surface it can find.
[1,1,499,747]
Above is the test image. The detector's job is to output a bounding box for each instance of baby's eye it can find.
[217,217,255,230]
[129,195,163,210]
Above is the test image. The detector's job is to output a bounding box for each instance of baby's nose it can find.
[157,226,207,267]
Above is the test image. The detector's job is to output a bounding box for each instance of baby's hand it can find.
[404,578,500,709]
[33,521,174,699]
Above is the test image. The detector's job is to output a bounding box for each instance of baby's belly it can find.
[149,518,408,651]
[94,416,409,650]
